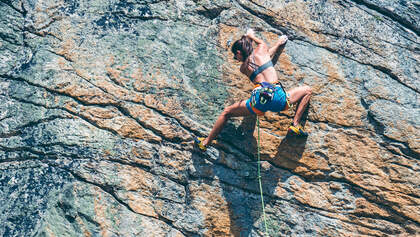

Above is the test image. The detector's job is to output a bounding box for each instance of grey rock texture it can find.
[0,0,419,236]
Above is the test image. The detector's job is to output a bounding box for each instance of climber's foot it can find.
[194,137,207,151]
[288,123,308,137]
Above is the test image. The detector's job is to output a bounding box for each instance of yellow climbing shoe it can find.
[194,137,207,151]
[288,123,308,137]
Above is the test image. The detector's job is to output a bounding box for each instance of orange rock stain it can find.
[190,182,240,236]
[126,193,158,218]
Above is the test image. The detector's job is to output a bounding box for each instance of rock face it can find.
[0,0,419,236]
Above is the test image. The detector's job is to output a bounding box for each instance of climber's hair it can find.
[231,36,253,61]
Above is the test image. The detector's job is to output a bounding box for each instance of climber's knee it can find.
[304,86,312,97]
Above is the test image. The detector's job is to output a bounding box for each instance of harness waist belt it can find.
[250,60,273,82]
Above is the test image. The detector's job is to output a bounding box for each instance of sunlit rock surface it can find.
[0,0,419,236]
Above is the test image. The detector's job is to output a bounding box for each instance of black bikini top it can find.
[249,60,274,82]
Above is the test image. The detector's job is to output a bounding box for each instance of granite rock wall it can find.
[0,0,419,236]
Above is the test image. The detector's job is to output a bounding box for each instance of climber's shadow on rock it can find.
[189,110,309,236]
[189,116,260,236]
[223,109,310,235]
[221,115,258,149]
[273,118,308,170]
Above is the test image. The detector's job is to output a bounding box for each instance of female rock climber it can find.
[195,29,312,151]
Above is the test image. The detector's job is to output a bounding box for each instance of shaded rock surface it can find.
[0,0,419,236]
